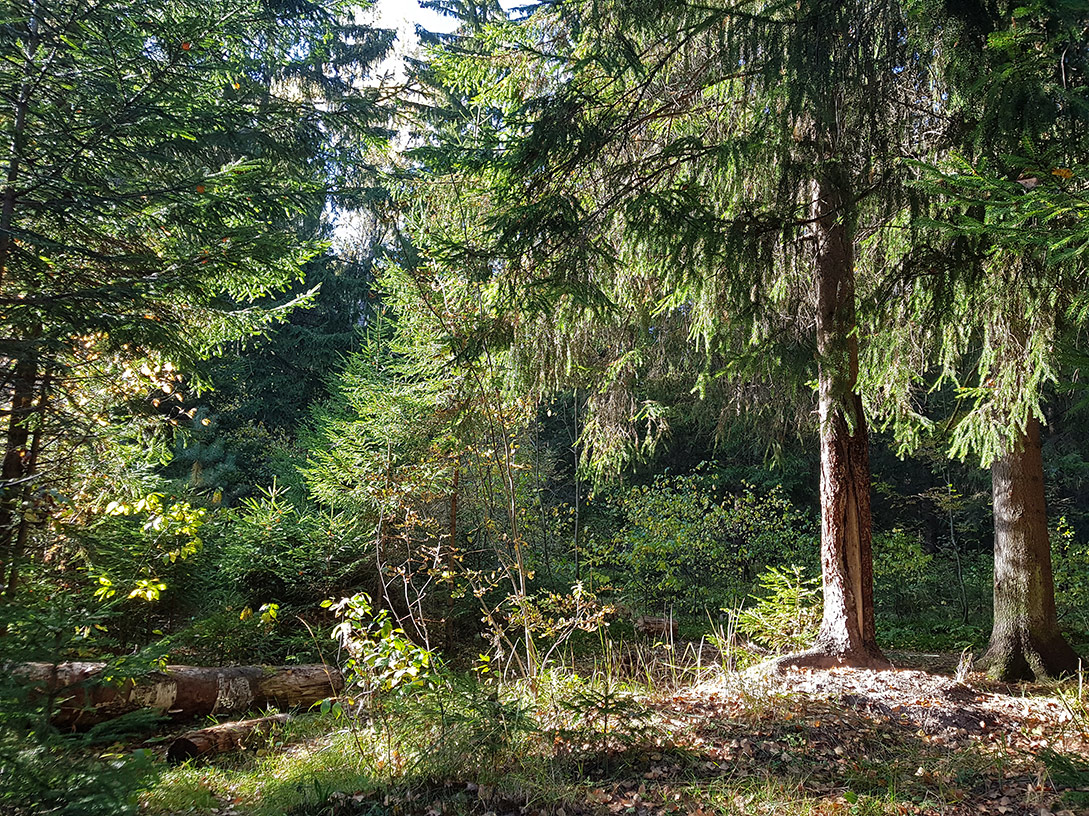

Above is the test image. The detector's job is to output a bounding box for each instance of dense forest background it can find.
[3,0,1089,813]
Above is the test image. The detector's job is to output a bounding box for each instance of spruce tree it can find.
[0,0,393,598]
[409,0,943,666]
[871,0,1089,680]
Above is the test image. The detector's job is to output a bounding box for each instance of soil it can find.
[545,652,1089,816]
[625,653,1089,816]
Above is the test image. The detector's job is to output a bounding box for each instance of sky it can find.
[369,0,460,38]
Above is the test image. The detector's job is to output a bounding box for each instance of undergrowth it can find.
[137,639,1051,816]
[140,570,1048,816]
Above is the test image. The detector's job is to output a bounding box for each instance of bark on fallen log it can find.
[167,713,293,763]
[17,662,343,727]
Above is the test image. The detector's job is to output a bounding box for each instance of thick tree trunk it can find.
[167,713,293,763]
[978,418,1079,681]
[771,169,887,672]
[17,662,343,727]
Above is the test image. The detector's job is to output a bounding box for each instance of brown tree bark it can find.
[0,4,39,289]
[0,355,40,600]
[771,168,887,671]
[977,417,1080,681]
[17,662,343,727]
[166,713,293,763]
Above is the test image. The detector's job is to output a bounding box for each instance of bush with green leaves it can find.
[325,593,435,695]
[209,483,374,607]
[872,529,934,617]
[1052,516,1089,644]
[24,490,213,649]
[0,733,157,816]
[0,601,162,816]
[156,481,375,657]
[378,672,539,782]
[877,618,987,652]
[592,471,817,614]
[96,479,380,664]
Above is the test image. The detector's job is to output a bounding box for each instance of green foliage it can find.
[877,618,987,653]
[1052,516,1089,640]
[88,493,208,601]
[325,593,435,694]
[210,483,373,608]
[0,600,165,815]
[870,523,994,651]
[0,735,156,816]
[872,530,933,617]
[170,607,313,666]
[735,566,822,654]
[387,672,540,782]
[204,253,379,434]
[303,339,460,517]
[1040,748,1089,807]
[590,472,817,614]
[166,419,289,507]
[403,0,941,488]
[0,0,395,623]
[0,0,388,415]
[869,0,1089,466]
[158,482,378,663]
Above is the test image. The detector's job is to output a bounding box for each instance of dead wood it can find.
[166,713,292,763]
[15,662,343,727]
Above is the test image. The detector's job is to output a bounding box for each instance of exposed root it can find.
[756,647,893,675]
[977,636,1081,683]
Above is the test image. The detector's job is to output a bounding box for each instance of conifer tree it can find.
[871,0,1089,680]
[0,0,393,598]
[411,0,940,666]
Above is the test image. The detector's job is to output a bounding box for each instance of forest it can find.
[2,0,1089,813]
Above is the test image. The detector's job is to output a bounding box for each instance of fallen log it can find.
[634,615,678,640]
[167,713,292,763]
[17,662,343,727]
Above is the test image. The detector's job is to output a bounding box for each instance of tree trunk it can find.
[771,168,887,671]
[977,417,1079,681]
[167,713,293,763]
[445,458,459,650]
[17,662,343,727]
[0,3,40,288]
[0,355,39,598]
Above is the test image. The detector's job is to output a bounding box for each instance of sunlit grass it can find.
[141,726,375,816]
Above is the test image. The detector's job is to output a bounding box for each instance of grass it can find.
[139,648,1063,816]
[133,627,1089,816]
[141,726,375,816]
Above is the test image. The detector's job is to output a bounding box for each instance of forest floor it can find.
[142,653,1089,816]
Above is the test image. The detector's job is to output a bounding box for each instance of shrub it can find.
[735,565,822,653]
[1052,516,1089,642]
[594,471,817,614]
[873,529,933,616]
[0,601,160,815]
[325,593,435,695]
